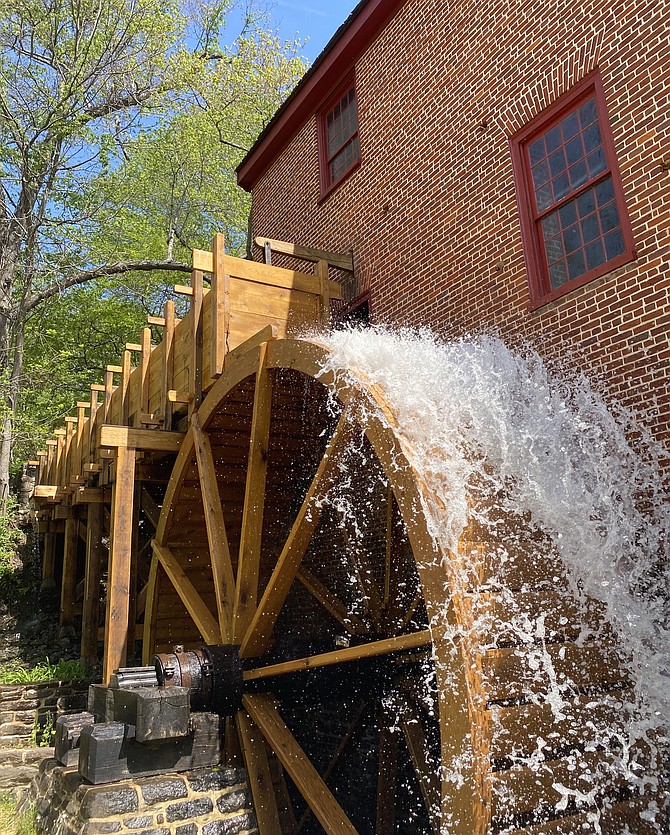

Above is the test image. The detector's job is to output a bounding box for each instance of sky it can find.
[226,0,361,64]
[270,0,360,62]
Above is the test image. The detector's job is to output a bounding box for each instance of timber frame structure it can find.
[31,234,664,834]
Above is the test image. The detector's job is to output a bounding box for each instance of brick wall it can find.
[249,0,670,454]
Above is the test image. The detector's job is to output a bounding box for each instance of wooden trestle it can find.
[32,234,348,682]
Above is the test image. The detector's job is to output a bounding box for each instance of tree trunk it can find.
[0,315,24,511]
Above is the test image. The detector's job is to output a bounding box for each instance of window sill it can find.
[527,251,636,311]
[318,159,361,205]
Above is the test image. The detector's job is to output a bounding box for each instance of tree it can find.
[0,0,306,505]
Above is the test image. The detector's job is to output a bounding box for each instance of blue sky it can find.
[270,0,360,62]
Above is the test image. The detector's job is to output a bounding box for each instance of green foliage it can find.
[0,499,23,581]
[0,793,36,835]
[0,658,87,685]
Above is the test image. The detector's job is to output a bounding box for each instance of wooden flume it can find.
[32,235,663,834]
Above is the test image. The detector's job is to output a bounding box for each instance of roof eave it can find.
[236,0,406,192]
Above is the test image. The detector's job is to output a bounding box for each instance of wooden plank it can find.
[141,555,160,665]
[316,259,331,326]
[161,299,176,428]
[376,710,399,835]
[233,342,273,643]
[103,445,136,683]
[34,485,58,499]
[99,425,184,452]
[80,502,104,665]
[151,540,220,645]
[243,631,431,682]
[243,694,357,834]
[140,486,161,530]
[193,248,343,300]
[60,515,79,626]
[192,412,235,643]
[235,710,283,835]
[240,411,358,658]
[210,233,228,380]
[502,797,662,835]
[254,236,353,271]
[41,531,57,589]
[296,566,369,636]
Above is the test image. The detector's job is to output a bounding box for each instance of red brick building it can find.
[238,0,670,450]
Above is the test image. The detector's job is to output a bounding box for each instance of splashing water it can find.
[312,326,670,826]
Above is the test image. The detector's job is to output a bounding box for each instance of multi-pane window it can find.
[512,75,634,307]
[319,81,360,195]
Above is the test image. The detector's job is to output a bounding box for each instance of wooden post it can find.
[140,328,151,418]
[103,368,115,423]
[55,430,66,487]
[316,259,331,326]
[161,300,175,429]
[80,502,104,665]
[121,349,132,426]
[125,486,141,664]
[45,440,57,485]
[210,233,228,379]
[103,444,136,682]
[41,530,57,590]
[190,269,203,414]
[60,513,79,627]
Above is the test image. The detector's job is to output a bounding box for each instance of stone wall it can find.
[27,759,258,835]
[0,679,90,747]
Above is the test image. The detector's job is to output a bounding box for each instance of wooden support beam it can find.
[80,502,104,666]
[243,631,431,682]
[400,698,441,834]
[296,566,369,636]
[210,233,228,380]
[192,412,235,643]
[161,299,175,429]
[167,390,192,404]
[104,368,115,423]
[34,485,59,499]
[60,514,79,627]
[243,694,357,834]
[233,342,272,643]
[235,710,283,835]
[254,237,354,271]
[147,315,165,327]
[103,444,136,683]
[99,425,184,452]
[41,531,57,590]
[140,486,161,530]
[151,540,220,645]
[174,284,194,296]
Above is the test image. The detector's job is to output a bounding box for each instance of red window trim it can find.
[317,75,361,201]
[510,72,635,310]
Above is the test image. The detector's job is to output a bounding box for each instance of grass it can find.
[0,658,87,685]
[0,793,36,835]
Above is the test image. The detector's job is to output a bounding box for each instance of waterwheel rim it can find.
[143,337,479,834]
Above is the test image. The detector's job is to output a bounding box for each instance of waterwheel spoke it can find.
[399,695,441,834]
[297,698,369,832]
[239,410,358,658]
[151,540,220,644]
[376,710,399,835]
[235,709,283,835]
[192,411,235,642]
[243,630,431,682]
[243,693,358,835]
[233,342,274,643]
[296,566,370,636]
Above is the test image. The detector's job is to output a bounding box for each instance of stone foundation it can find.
[26,759,258,835]
[0,679,91,747]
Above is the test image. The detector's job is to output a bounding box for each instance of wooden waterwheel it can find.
[142,335,662,835]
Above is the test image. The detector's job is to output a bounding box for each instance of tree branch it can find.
[25,259,191,313]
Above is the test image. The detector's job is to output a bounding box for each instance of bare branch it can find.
[25,259,191,312]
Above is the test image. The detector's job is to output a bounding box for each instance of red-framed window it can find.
[511,73,635,309]
[318,78,360,198]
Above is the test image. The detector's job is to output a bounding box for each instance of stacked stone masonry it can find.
[0,680,90,747]
[28,760,259,835]
[249,0,670,460]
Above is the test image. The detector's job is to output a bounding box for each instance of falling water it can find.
[313,326,669,830]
